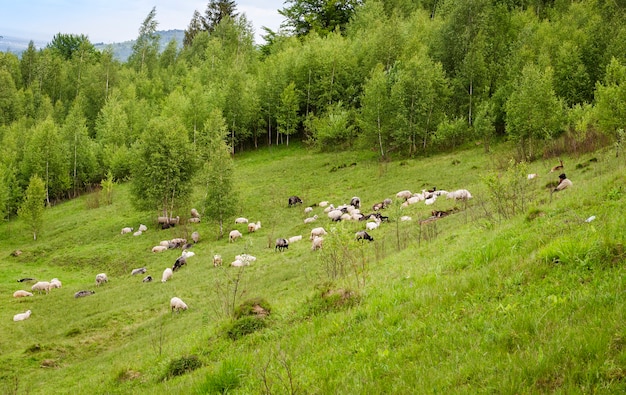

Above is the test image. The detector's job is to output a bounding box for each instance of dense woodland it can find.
[1,0,626,224]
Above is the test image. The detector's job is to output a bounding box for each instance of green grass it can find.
[1,142,626,394]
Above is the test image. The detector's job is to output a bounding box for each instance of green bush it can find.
[225,316,267,341]
[302,284,360,317]
[164,355,202,379]
[195,359,245,394]
[233,297,272,319]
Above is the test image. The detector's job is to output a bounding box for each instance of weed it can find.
[302,283,360,317]
[233,297,272,319]
[196,359,246,394]
[225,316,267,341]
[164,355,202,379]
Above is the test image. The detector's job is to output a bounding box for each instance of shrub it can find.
[233,297,272,319]
[225,316,267,341]
[302,283,360,317]
[164,355,202,379]
[195,359,245,394]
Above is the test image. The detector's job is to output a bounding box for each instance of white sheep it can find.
[234,217,249,224]
[323,204,335,213]
[31,281,51,294]
[527,173,538,180]
[231,259,248,267]
[304,215,318,224]
[319,201,329,207]
[138,224,148,232]
[13,290,33,298]
[188,217,201,223]
[229,230,243,242]
[152,245,168,253]
[366,221,380,231]
[446,189,473,201]
[191,208,200,218]
[170,297,188,312]
[50,278,62,289]
[159,240,171,247]
[310,227,327,240]
[304,207,313,214]
[248,221,261,233]
[400,216,412,222]
[133,230,143,236]
[95,273,108,286]
[288,235,303,243]
[13,310,32,322]
[235,254,257,264]
[131,267,147,276]
[311,236,324,251]
[396,190,413,200]
[327,209,343,221]
[213,254,223,267]
[162,268,173,283]
[192,231,200,243]
[121,227,133,235]
[424,195,437,205]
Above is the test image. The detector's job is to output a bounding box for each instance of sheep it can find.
[350,197,361,208]
[304,207,313,214]
[138,224,148,232]
[31,281,51,294]
[188,217,201,223]
[170,297,188,313]
[235,254,257,264]
[17,277,35,283]
[152,245,168,253]
[366,221,380,231]
[172,256,187,271]
[323,204,335,213]
[191,208,200,218]
[121,227,133,235]
[74,290,95,298]
[310,227,327,240]
[13,310,32,322]
[229,230,243,243]
[304,215,318,224]
[235,217,249,224]
[288,235,303,243]
[133,230,143,236]
[550,158,564,173]
[182,250,195,258]
[248,221,261,233]
[131,267,147,276]
[143,275,153,283]
[49,278,62,289]
[13,290,33,298]
[95,273,108,287]
[170,238,187,248]
[328,209,343,221]
[213,254,223,267]
[424,195,437,205]
[554,173,573,191]
[400,216,412,222]
[158,216,180,229]
[191,231,200,243]
[311,236,324,251]
[383,198,393,207]
[161,268,173,283]
[319,201,329,207]
[231,259,249,267]
[159,240,170,247]
[288,196,303,207]
[527,173,538,180]
[396,190,413,200]
[275,238,289,252]
[182,242,194,250]
[355,230,374,242]
[446,189,473,201]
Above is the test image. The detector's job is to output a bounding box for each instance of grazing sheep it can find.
[188,217,201,223]
[138,224,148,232]
[31,281,51,294]
[425,195,437,205]
[161,268,173,283]
[288,235,303,243]
[172,256,187,271]
[328,209,343,221]
[248,221,261,233]
[396,190,413,200]
[191,208,200,218]
[170,238,187,248]
[372,202,384,211]
[554,173,573,192]
[191,231,200,243]
[235,217,249,224]
[121,227,133,235]
[182,250,195,258]
[355,230,374,242]
[323,204,335,213]
[159,240,171,247]
[446,189,473,201]
[304,207,313,214]
[550,158,564,173]
[143,275,153,283]
[152,245,168,253]
[527,173,538,180]
[213,254,223,267]
[229,230,243,243]
[235,254,257,264]
[304,215,318,224]
[275,238,289,252]
[13,310,32,322]
[158,216,180,229]
[366,221,380,231]
[350,197,361,208]
[310,227,327,240]
[131,267,147,276]
[319,201,329,207]
[383,198,393,207]
[95,273,108,287]
[288,196,303,207]
[74,290,95,298]
[231,259,249,267]
[400,216,412,222]
[311,236,324,251]
[50,278,62,289]
[13,290,33,298]
[17,277,35,283]
[170,297,188,313]
[133,230,143,236]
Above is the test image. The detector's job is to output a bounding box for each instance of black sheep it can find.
[288,196,303,207]
[275,238,289,251]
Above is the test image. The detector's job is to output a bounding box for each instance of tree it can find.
[130,116,197,218]
[279,0,363,38]
[128,6,160,74]
[505,64,564,159]
[358,63,394,159]
[203,0,238,33]
[595,58,626,153]
[276,82,300,145]
[18,175,46,240]
[61,101,99,196]
[199,109,237,239]
[47,33,97,61]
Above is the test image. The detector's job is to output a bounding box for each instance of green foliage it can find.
[18,175,46,240]
[233,297,272,319]
[595,58,626,143]
[164,355,202,379]
[224,316,267,340]
[279,0,362,37]
[128,6,160,75]
[305,103,355,150]
[47,33,98,61]
[302,282,360,317]
[482,160,531,221]
[195,359,245,394]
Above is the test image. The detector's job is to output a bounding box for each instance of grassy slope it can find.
[1,142,625,394]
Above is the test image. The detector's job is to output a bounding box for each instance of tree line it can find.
[1,0,626,226]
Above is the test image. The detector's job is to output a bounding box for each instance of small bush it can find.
[302,284,360,317]
[225,316,267,341]
[195,359,245,394]
[233,297,272,319]
[164,355,202,379]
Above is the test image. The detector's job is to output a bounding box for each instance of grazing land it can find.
[1,142,625,394]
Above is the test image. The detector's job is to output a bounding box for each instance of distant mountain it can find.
[0,30,184,62]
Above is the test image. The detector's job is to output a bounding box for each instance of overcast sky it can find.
[0,1,286,44]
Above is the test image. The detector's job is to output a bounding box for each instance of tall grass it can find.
[1,142,625,393]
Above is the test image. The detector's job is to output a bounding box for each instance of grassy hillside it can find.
[1,142,625,394]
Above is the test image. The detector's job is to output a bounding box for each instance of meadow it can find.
[1,142,625,394]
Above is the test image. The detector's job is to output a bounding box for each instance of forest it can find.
[1,0,626,223]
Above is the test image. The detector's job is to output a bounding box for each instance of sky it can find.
[0,0,286,45]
